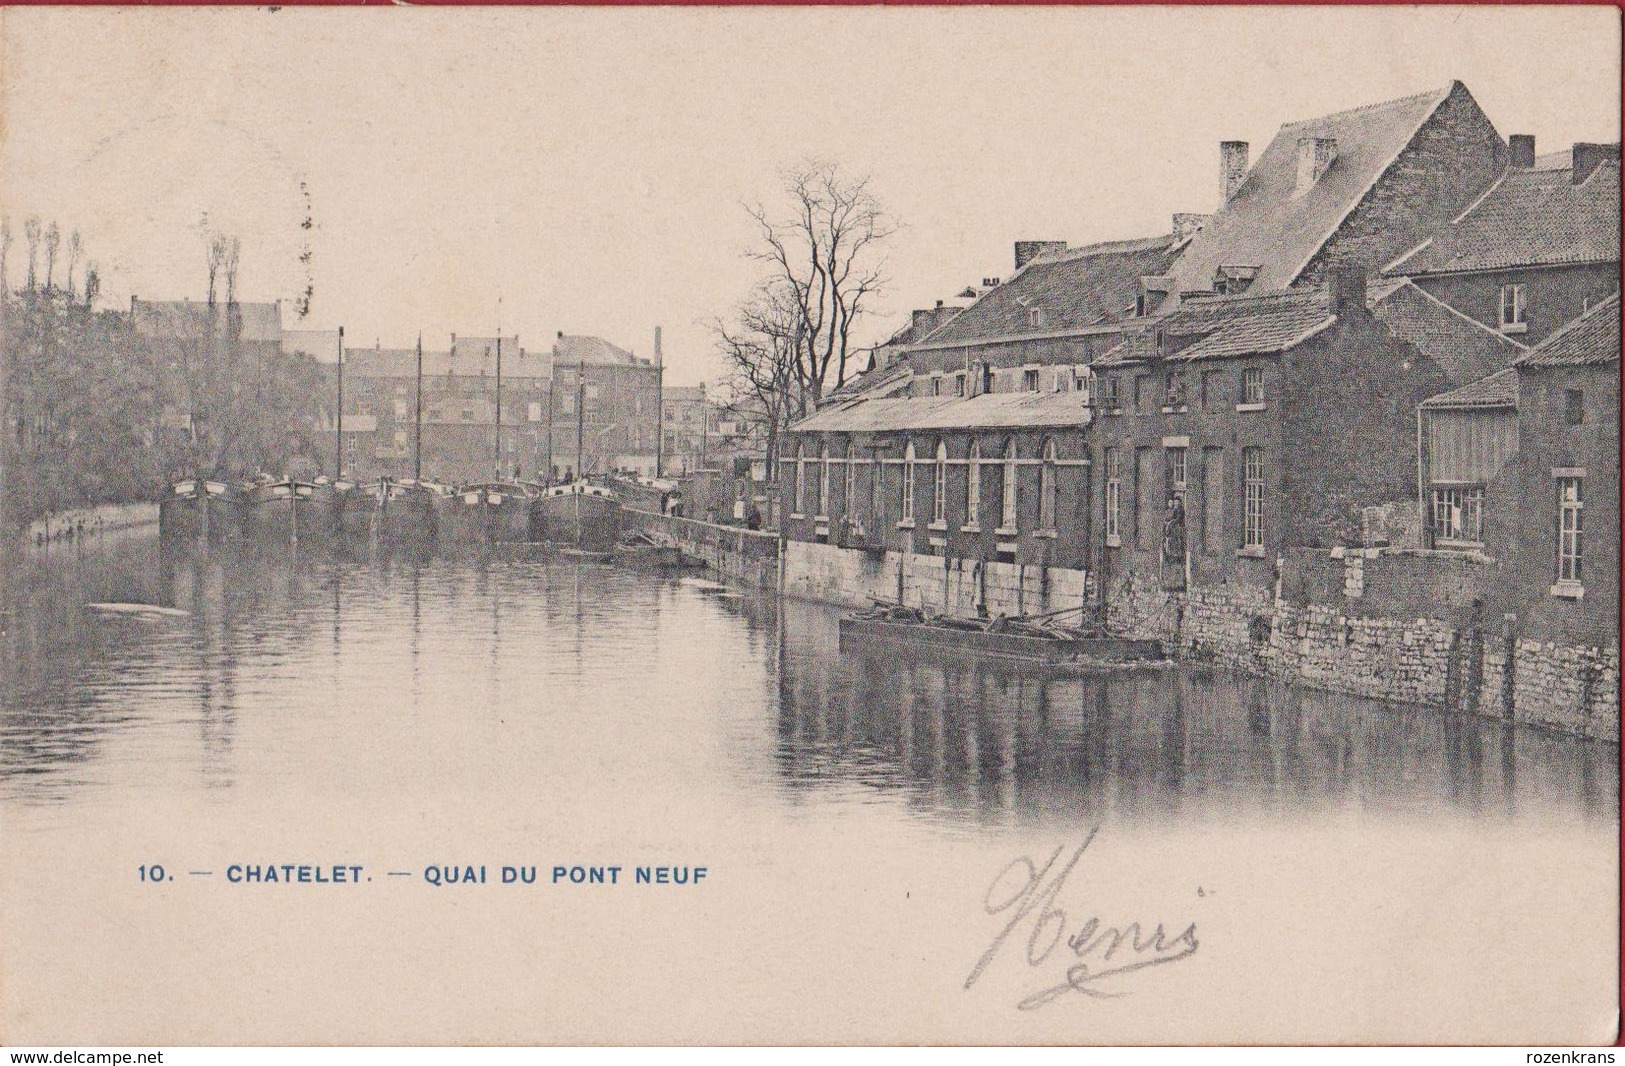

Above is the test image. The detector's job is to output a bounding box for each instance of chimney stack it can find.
[653,325,663,365]
[1014,241,1067,271]
[1295,137,1339,195]
[1571,142,1620,185]
[1220,141,1250,204]
[1327,262,1367,318]
[1509,134,1536,169]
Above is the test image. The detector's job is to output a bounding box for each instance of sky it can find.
[1,6,1619,385]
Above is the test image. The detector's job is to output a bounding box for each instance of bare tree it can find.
[223,236,241,306]
[1,217,12,295]
[42,222,60,294]
[711,281,803,472]
[83,261,100,308]
[65,230,83,301]
[743,160,895,409]
[207,233,227,307]
[23,217,40,293]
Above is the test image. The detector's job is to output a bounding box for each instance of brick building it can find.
[338,336,550,484]
[1386,139,1620,346]
[1419,294,1620,647]
[546,334,662,477]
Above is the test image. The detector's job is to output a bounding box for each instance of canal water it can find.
[2,533,1617,1044]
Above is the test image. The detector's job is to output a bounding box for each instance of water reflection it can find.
[773,601,1617,828]
[1,534,1616,832]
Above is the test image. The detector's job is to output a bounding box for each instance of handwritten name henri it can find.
[965,828,1199,1010]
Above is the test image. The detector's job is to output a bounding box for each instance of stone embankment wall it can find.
[776,536,1618,743]
[622,509,780,590]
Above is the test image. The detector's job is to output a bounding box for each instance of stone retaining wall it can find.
[778,536,1619,742]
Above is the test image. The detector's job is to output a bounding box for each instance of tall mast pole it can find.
[494,335,503,479]
[575,361,585,480]
[414,332,424,481]
[335,325,344,479]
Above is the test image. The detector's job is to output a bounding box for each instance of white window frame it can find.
[1242,446,1265,552]
[1241,366,1265,407]
[793,443,806,515]
[1430,484,1485,546]
[964,439,982,531]
[1000,438,1019,532]
[1500,283,1528,333]
[816,444,830,517]
[900,440,916,526]
[931,440,948,527]
[1038,439,1057,531]
[844,441,857,517]
[1556,475,1583,588]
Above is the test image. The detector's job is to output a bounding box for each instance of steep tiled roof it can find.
[791,390,1091,434]
[1369,279,1527,383]
[132,298,284,343]
[1420,367,1519,409]
[554,334,647,366]
[1388,161,1620,275]
[1158,289,1334,363]
[1164,84,1459,297]
[1101,277,1526,381]
[912,234,1178,346]
[1516,294,1620,368]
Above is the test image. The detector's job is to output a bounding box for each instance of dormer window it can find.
[1023,368,1040,392]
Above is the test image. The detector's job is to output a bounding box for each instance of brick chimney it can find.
[653,325,663,365]
[1327,262,1367,318]
[1220,141,1250,204]
[1295,137,1338,195]
[1572,142,1620,185]
[1509,134,1536,169]
[1014,241,1067,271]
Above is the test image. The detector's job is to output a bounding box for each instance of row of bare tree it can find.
[0,216,100,306]
[711,161,897,471]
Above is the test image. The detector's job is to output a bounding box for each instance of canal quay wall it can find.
[622,509,781,591]
[776,537,1618,743]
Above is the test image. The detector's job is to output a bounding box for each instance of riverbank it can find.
[19,502,159,545]
[625,511,1618,743]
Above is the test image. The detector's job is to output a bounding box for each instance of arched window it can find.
[1001,438,1018,530]
[1039,438,1057,530]
[932,440,948,525]
[901,440,917,523]
[966,439,982,528]
[794,442,806,514]
[817,443,830,516]
[844,440,857,517]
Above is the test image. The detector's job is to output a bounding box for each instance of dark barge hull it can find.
[837,617,1164,667]
[530,490,622,553]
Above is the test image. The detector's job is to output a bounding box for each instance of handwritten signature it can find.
[964,828,1199,1010]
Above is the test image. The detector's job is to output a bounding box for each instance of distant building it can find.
[547,333,663,478]
[340,336,548,484]
[662,384,718,474]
